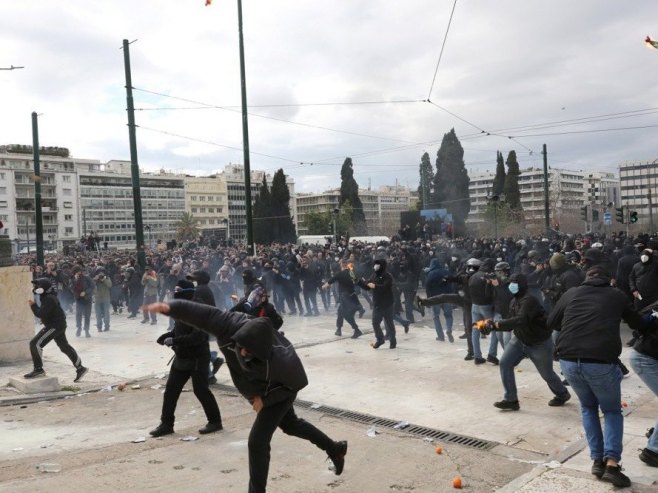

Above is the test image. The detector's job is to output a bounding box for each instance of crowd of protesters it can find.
[17,227,658,487]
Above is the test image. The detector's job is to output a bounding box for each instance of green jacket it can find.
[94,277,112,303]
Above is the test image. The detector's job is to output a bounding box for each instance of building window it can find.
[65,214,72,221]
[199,196,206,201]
[65,227,74,236]
[191,207,197,213]
[191,196,197,201]
[200,207,206,213]
[62,175,71,183]
[0,201,7,208]
[208,208,214,213]
[63,202,73,208]
[63,188,72,196]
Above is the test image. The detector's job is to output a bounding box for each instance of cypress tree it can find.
[492,151,506,196]
[339,158,367,234]
[270,169,297,243]
[503,150,522,212]
[417,152,433,210]
[431,129,470,235]
[253,175,272,244]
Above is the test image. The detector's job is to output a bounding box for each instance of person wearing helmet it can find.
[542,253,584,313]
[24,278,88,382]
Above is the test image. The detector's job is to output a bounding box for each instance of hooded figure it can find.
[150,278,222,438]
[357,258,397,349]
[424,257,454,342]
[492,273,570,411]
[629,249,658,311]
[149,300,347,492]
[24,278,87,382]
[187,270,216,307]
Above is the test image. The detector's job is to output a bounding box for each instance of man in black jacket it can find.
[358,259,397,349]
[492,274,570,411]
[24,278,88,382]
[144,300,347,493]
[150,279,222,437]
[323,260,363,338]
[549,265,644,487]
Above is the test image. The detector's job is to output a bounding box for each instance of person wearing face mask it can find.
[358,258,397,349]
[149,279,223,438]
[490,262,513,350]
[24,278,88,382]
[423,253,454,342]
[629,249,658,312]
[492,274,570,411]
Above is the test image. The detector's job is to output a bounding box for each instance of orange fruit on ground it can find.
[452,476,462,489]
[435,446,443,454]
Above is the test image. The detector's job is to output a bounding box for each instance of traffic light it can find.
[592,210,599,222]
[630,211,639,223]
[615,207,625,223]
[580,205,588,221]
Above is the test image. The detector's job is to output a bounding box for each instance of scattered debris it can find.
[131,384,141,390]
[393,421,409,430]
[367,426,379,437]
[132,437,146,443]
[35,463,61,473]
[435,446,443,455]
[12,447,24,452]
[173,465,184,470]
[180,436,198,442]
[310,403,322,409]
[544,460,561,469]
[452,476,463,489]
[100,385,113,392]
[150,384,163,390]
[148,460,163,464]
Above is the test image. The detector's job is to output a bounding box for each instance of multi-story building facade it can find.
[295,186,411,237]
[185,175,229,238]
[619,160,658,229]
[0,145,95,253]
[79,161,186,250]
[468,167,588,233]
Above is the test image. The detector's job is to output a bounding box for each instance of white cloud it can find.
[2,0,658,191]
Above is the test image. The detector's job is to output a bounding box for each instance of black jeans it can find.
[372,305,396,345]
[248,395,333,493]
[30,327,81,370]
[161,357,221,427]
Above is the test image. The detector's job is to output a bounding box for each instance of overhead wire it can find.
[427,0,459,100]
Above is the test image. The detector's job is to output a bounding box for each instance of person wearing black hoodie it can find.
[24,278,88,382]
[358,258,397,349]
[492,273,570,412]
[143,300,347,493]
[149,279,223,438]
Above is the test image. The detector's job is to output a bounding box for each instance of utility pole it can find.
[649,189,655,234]
[542,144,550,236]
[32,112,44,266]
[122,39,146,268]
[82,208,87,236]
[237,0,254,256]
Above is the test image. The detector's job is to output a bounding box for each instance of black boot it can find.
[149,423,174,437]
[198,422,223,434]
[327,441,348,475]
[351,329,363,339]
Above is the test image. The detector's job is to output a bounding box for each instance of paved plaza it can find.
[1,303,657,492]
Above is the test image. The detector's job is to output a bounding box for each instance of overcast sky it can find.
[2,0,658,193]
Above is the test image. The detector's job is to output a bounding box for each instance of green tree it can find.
[339,158,367,234]
[492,151,506,196]
[253,175,273,244]
[503,150,523,213]
[269,169,297,243]
[303,208,353,239]
[175,212,199,241]
[431,129,470,235]
[417,152,433,210]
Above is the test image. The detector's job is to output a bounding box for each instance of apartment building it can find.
[619,160,658,229]
[185,175,229,238]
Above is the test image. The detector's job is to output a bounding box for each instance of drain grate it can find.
[295,399,496,451]
[212,383,495,450]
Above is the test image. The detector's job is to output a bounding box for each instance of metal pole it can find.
[83,208,87,236]
[122,39,146,268]
[32,112,44,266]
[494,203,498,239]
[26,219,30,253]
[649,189,654,234]
[542,144,550,235]
[237,0,254,256]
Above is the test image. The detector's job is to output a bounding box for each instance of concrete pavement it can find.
[1,301,657,492]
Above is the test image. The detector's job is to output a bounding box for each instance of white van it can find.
[348,236,390,244]
[296,235,332,246]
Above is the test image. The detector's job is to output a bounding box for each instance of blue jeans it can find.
[431,303,453,339]
[500,335,568,402]
[493,313,510,350]
[630,350,658,453]
[95,301,111,331]
[471,303,497,358]
[560,359,624,462]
